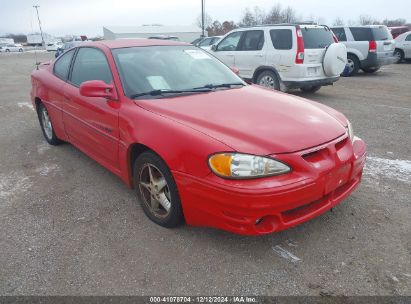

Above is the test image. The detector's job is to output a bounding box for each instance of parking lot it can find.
[0,51,410,296]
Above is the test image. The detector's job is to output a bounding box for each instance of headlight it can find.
[208,153,291,179]
[346,120,354,141]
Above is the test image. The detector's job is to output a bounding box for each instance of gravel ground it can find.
[0,52,410,296]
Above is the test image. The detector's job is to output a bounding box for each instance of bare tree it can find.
[282,6,297,23]
[359,14,380,25]
[382,18,407,26]
[253,6,266,25]
[265,4,282,24]
[239,8,257,27]
[333,17,345,26]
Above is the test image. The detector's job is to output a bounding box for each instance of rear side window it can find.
[240,30,264,51]
[270,29,292,50]
[332,28,347,41]
[349,27,373,41]
[70,48,113,87]
[301,27,334,49]
[406,35,411,41]
[216,32,243,51]
[372,27,392,41]
[53,49,75,80]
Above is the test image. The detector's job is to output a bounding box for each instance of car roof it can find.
[81,39,190,49]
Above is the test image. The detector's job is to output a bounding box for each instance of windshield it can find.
[112,45,244,98]
[301,27,335,49]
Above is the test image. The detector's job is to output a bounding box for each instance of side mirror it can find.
[211,44,217,51]
[79,80,117,99]
[230,66,240,75]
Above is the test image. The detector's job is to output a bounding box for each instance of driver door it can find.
[212,31,244,68]
[63,47,120,170]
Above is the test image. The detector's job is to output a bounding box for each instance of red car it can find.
[30,40,366,235]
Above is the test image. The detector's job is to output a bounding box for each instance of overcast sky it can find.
[0,0,409,37]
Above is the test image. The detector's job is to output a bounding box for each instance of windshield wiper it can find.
[192,82,245,90]
[131,88,212,99]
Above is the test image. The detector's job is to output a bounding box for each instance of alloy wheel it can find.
[41,106,53,140]
[139,164,172,219]
[259,75,275,89]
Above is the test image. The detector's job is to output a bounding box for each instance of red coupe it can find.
[30,39,366,235]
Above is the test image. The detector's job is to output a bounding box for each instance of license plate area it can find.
[324,163,351,194]
[307,67,319,76]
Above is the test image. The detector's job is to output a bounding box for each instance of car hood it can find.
[135,86,347,155]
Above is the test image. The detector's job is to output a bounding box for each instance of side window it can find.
[349,27,373,41]
[53,49,75,80]
[216,32,243,51]
[240,30,265,51]
[332,28,347,42]
[70,48,113,87]
[270,29,293,50]
[406,35,411,41]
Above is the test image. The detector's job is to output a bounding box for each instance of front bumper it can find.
[283,76,340,90]
[174,135,366,235]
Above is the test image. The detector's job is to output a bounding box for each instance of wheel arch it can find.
[252,66,282,83]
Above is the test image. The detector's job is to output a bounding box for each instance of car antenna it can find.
[30,6,41,70]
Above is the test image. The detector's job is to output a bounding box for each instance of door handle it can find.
[255,54,264,57]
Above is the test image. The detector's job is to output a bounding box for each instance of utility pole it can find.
[201,0,205,37]
[33,5,45,47]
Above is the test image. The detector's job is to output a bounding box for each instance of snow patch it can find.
[17,102,34,111]
[35,163,59,176]
[272,245,301,263]
[364,156,411,184]
[0,172,32,202]
[37,142,51,155]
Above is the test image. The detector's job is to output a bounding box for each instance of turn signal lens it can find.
[208,153,291,179]
[346,120,354,141]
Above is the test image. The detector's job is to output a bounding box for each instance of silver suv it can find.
[331,25,395,76]
[210,24,347,93]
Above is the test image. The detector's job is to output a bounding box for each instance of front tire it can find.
[37,103,62,145]
[362,67,380,73]
[300,86,321,93]
[256,70,280,90]
[133,151,184,228]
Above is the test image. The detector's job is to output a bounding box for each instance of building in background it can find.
[0,38,15,44]
[103,25,205,42]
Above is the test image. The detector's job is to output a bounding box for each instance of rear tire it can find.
[345,54,360,76]
[362,67,380,73]
[37,103,63,145]
[300,86,321,93]
[256,70,280,90]
[5,49,10,52]
[133,151,184,228]
[19,48,23,52]
[394,49,404,63]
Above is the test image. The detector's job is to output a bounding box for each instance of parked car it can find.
[210,24,347,93]
[331,25,395,76]
[2,44,23,52]
[46,42,63,51]
[394,31,411,63]
[198,36,222,51]
[191,37,205,46]
[55,41,83,58]
[30,39,366,235]
[389,26,410,39]
[148,35,180,41]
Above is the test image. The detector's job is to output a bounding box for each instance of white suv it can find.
[210,24,347,93]
[331,25,395,76]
